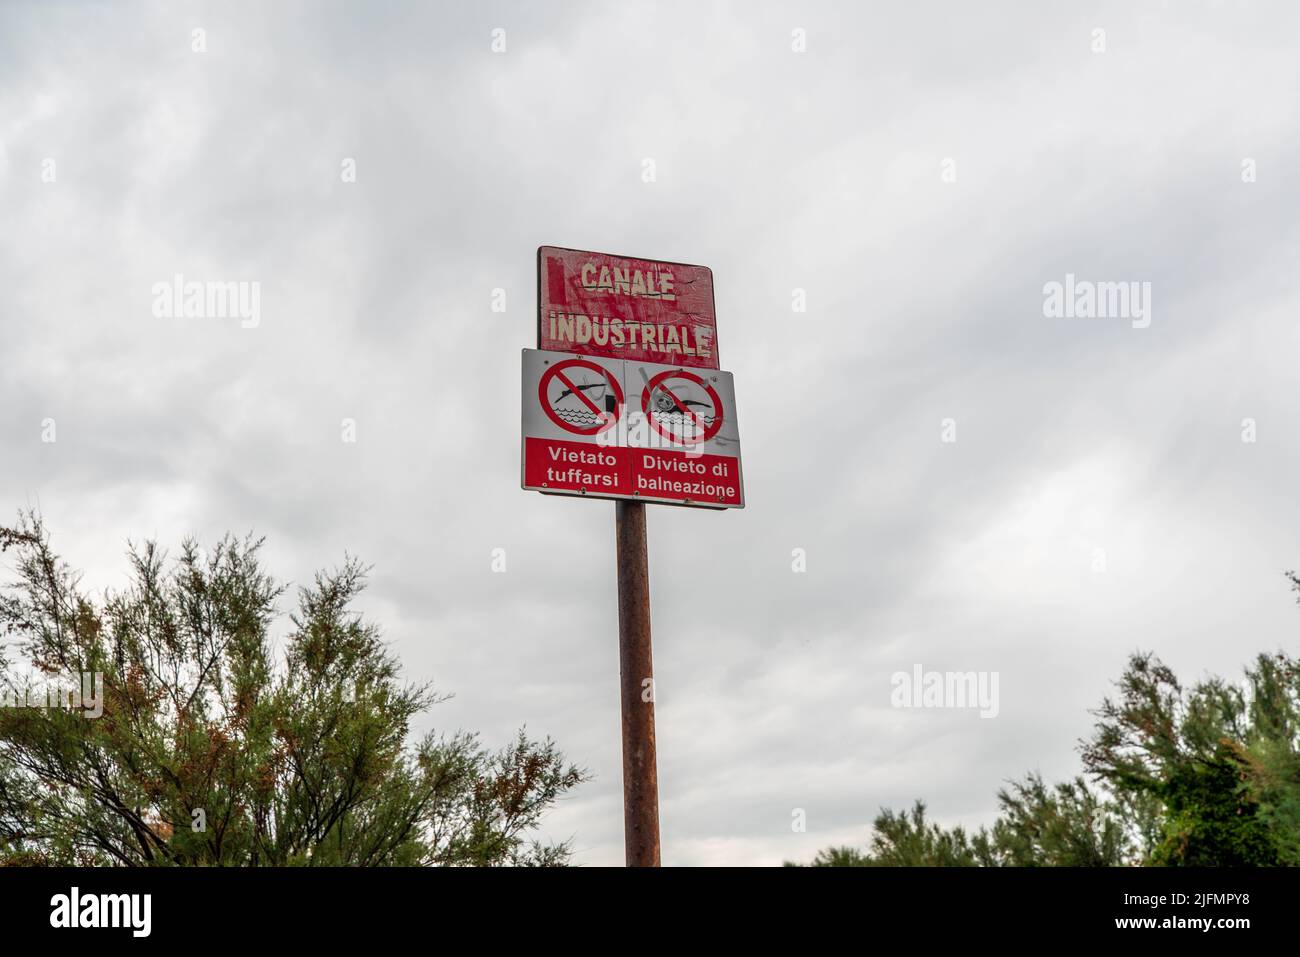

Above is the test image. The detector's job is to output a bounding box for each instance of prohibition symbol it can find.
[641,369,723,445]
[539,358,624,435]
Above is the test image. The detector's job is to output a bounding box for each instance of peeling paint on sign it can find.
[537,246,719,370]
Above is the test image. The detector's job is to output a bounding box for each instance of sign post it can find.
[524,246,743,866]
[614,499,660,866]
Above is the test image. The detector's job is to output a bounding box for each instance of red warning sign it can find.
[537,246,719,370]
[640,369,723,445]
[538,358,624,436]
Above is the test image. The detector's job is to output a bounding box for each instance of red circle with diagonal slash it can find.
[641,370,723,445]
[539,358,624,435]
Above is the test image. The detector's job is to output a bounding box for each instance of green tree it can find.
[1080,653,1281,865]
[792,801,996,867]
[791,783,1126,867]
[795,572,1300,867]
[858,801,994,866]
[987,774,1129,866]
[0,512,586,866]
[1244,647,1300,865]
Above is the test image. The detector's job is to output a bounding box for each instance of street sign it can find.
[537,246,719,370]
[523,246,741,867]
[521,349,744,508]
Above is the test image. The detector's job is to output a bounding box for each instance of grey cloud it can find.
[2,0,1297,865]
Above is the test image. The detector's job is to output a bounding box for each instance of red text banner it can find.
[522,439,742,508]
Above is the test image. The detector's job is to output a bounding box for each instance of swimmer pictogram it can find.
[638,367,724,445]
[538,358,624,435]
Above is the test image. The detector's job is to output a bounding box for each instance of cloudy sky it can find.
[2,1,1298,865]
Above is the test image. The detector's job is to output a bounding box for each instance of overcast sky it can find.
[2,1,1298,865]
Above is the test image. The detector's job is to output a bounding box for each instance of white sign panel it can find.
[521,349,744,509]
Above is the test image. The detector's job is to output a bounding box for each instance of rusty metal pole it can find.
[615,499,661,866]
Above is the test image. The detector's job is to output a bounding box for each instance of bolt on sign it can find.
[537,245,719,370]
[521,349,744,508]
